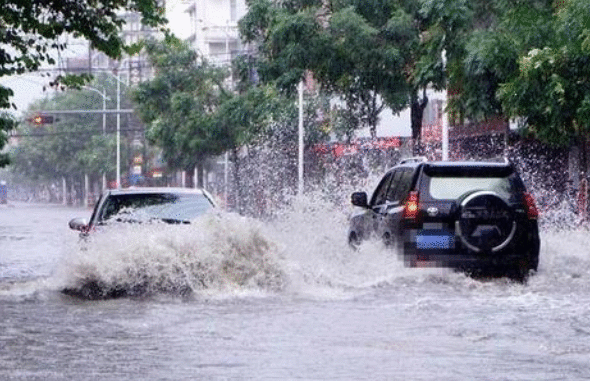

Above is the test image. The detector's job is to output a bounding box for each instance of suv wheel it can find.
[507,258,531,283]
[456,191,517,253]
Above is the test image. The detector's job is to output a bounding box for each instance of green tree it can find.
[134,36,288,199]
[445,0,554,124]
[0,113,17,166]
[0,0,167,167]
[133,37,231,186]
[497,0,590,171]
[239,0,473,145]
[9,76,130,195]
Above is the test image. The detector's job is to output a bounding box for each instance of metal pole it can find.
[116,72,121,189]
[81,85,111,190]
[84,173,89,208]
[102,88,107,190]
[441,49,449,161]
[298,81,304,194]
[224,151,229,206]
[102,90,106,135]
[62,177,67,206]
[442,105,449,161]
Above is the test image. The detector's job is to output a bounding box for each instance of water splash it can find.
[44,140,590,299]
[55,211,285,299]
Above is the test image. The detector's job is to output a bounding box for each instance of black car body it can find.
[348,158,540,279]
[69,187,216,233]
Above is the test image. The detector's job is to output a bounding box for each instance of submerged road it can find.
[1,202,589,380]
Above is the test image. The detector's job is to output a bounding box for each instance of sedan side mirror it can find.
[351,192,369,208]
[69,218,89,232]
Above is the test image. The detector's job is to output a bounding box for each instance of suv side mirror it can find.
[351,192,369,208]
[69,218,89,232]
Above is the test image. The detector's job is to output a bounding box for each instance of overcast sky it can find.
[2,0,190,118]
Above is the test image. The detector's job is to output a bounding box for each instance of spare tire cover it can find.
[456,191,517,253]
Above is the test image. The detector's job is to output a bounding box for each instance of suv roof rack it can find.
[399,156,428,165]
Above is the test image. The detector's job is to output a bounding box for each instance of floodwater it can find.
[1,200,589,380]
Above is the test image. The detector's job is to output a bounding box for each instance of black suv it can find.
[348,158,540,280]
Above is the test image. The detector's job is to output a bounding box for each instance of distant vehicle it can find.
[348,157,540,281]
[68,187,217,233]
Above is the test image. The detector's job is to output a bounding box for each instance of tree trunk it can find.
[367,95,382,139]
[195,162,205,188]
[184,169,194,188]
[582,137,588,180]
[62,177,67,205]
[410,89,428,155]
[231,148,242,214]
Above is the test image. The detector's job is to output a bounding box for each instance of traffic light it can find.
[26,114,55,126]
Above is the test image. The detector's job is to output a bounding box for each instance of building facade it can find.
[184,0,247,66]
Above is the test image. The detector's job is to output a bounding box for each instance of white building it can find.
[184,0,247,65]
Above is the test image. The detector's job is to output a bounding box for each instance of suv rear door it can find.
[370,167,415,244]
[368,171,394,236]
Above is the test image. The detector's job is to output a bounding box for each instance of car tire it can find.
[527,227,540,272]
[507,257,531,283]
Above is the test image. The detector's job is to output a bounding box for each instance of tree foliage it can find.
[239,0,474,142]
[496,0,590,147]
[449,0,555,123]
[133,36,285,188]
[9,79,127,182]
[133,37,231,174]
[0,0,167,167]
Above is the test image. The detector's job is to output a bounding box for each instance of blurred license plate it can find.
[416,232,454,249]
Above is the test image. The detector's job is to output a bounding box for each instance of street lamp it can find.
[82,85,111,190]
[441,49,449,161]
[101,70,128,189]
[116,71,121,189]
[298,80,304,195]
[82,85,110,134]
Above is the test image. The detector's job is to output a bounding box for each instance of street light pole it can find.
[99,70,127,189]
[116,72,121,189]
[441,50,449,161]
[102,89,107,190]
[298,80,304,195]
[82,85,109,133]
[82,85,110,191]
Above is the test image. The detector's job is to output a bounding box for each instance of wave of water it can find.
[5,192,586,300]
[47,192,435,300]
[53,211,285,299]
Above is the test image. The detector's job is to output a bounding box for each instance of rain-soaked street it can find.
[1,201,590,380]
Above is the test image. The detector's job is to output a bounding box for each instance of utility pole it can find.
[116,71,121,189]
[442,50,449,161]
[298,81,304,195]
[82,85,110,190]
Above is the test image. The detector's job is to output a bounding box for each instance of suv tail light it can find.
[403,191,419,219]
[523,192,539,219]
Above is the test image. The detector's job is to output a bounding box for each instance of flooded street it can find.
[1,202,590,380]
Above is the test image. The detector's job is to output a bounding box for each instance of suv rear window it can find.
[428,177,513,200]
[423,164,520,201]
